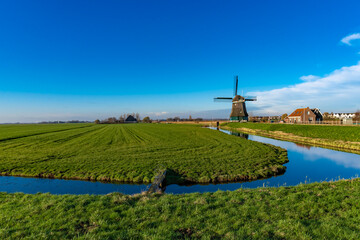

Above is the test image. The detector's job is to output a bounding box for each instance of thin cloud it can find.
[299,75,320,82]
[341,33,360,46]
[147,111,169,116]
[247,62,360,115]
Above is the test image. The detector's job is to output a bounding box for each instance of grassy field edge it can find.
[222,125,360,154]
[0,124,290,185]
[1,178,360,239]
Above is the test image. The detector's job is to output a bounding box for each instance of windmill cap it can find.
[233,95,245,101]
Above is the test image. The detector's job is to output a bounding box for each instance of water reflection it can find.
[165,128,360,194]
[230,131,249,139]
[295,143,311,149]
[248,135,360,169]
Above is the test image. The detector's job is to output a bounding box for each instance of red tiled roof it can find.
[288,108,306,117]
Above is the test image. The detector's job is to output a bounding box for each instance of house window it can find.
[307,111,310,115]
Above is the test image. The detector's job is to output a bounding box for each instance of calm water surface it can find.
[165,128,360,194]
[1,128,359,194]
[0,176,149,195]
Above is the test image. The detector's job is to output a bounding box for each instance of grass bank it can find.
[0,123,287,184]
[1,179,360,239]
[223,123,360,154]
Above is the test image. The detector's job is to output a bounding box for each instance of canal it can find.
[1,127,359,194]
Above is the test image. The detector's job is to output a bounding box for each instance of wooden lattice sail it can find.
[214,76,257,122]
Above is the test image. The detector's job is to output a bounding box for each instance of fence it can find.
[283,120,360,126]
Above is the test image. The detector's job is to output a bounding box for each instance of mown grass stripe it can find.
[0,123,288,184]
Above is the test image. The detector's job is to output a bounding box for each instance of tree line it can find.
[166,115,203,122]
[94,113,152,124]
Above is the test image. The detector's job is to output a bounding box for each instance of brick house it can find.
[285,107,323,123]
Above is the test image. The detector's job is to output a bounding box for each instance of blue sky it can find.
[1,0,360,122]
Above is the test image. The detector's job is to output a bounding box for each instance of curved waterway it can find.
[166,128,360,194]
[1,128,359,195]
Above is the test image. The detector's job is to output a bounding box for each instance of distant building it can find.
[285,107,323,123]
[125,115,137,123]
[330,113,355,119]
[311,108,323,122]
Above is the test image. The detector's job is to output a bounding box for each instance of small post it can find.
[216,121,219,130]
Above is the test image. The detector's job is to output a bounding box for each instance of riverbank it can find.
[1,178,360,239]
[223,123,360,154]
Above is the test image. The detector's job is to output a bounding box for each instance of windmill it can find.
[214,76,257,122]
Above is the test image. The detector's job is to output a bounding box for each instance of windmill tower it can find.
[214,76,257,122]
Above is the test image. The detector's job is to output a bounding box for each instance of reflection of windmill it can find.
[214,76,257,122]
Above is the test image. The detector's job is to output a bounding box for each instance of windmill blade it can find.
[233,75,238,96]
[214,97,233,102]
[244,96,257,101]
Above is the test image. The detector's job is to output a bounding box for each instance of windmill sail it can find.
[214,97,233,102]
[244,96,257,101]
[234,76,238,96]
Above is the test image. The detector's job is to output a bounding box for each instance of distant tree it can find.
[135,113,140,121]
[166,118,173,122]
[354,111,360,121]
[189,115,193,121]
[323,112,332,120]
[107,117,117,124]
[94,119,100,124]
[281,113,288,121]
[174,116,180,122]
[119,116,125,123]
[143,116,152,123]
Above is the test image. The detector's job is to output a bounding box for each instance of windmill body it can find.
[214,76,257,122]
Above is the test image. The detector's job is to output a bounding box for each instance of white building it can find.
[330,113,355,119]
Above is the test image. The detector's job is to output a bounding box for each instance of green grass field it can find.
[224,122,360,142]
[0,123,287,184]
[1,179,360,239]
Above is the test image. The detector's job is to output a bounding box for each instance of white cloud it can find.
[341,33,360,46]
[299,75,320,82]
[247,62,360,115]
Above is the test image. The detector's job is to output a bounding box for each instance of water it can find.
[165,128,360,194]
[0,176,149,195]
[1,128,359,195]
